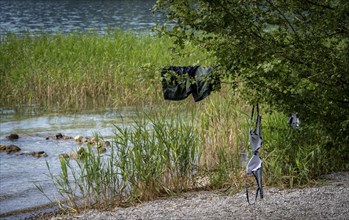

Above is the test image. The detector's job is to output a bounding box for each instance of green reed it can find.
[195,87,249,189]
[36,91,349,213]
[39,106,201,212]
[0,30,214,111]
[39,140,124,212]
[114,109,199,201]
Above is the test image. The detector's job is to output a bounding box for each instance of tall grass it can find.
[0,30,214,111]
[41,106,201,212]
[195,87,248,189]
[38,96,249,212]
[262,111,349,187]
[39,144,122,212]
[114,109,199,201]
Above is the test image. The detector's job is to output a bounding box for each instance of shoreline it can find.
[24,171,349,220]
[0,202,59,220]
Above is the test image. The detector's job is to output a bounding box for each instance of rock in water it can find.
[2,145,21,154]
[55,133,63,139]
[16,151,48,158]
[6,134,19,140]
[0,144,6,151]
[33,151,48,158]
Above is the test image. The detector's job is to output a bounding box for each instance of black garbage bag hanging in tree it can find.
[161,66,220,102]
[246,104,264,204]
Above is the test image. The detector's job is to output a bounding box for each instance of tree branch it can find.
[265,0,299,37]
[304,0,334,10]
[211,0,265,42]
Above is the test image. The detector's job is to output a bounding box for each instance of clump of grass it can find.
[37,107,200,212]
[38,144,123,212]
[0,30,214,111]
[114,109,199,201]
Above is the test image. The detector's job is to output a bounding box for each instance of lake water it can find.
[0,0,162,217]
[0,107,138,218]
[0,0,162,35]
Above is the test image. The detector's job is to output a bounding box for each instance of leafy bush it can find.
[154,0,349,160]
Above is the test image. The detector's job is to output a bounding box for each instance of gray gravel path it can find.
[52,172,349,220]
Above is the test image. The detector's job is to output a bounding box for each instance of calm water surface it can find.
[0,0,162,217]
[0,0,162,35]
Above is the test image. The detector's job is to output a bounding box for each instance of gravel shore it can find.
[47,172,349,220]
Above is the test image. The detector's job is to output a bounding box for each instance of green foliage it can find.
[262,111,349,187]
[154,0,349,151]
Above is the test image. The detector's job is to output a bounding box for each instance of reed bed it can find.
[195,87,249,189]
[37,90,348,213]
[39,106,201,211]
[0,30,213,111]
[38,92,247,212]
